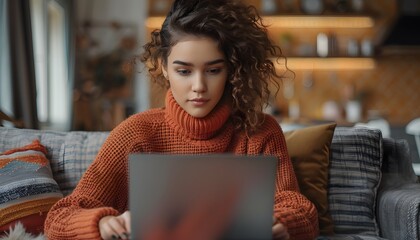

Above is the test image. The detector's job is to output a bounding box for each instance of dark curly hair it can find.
[140,0,289,134]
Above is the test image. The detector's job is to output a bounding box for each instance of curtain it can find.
[0,0,13,118]
[7,0,39,129]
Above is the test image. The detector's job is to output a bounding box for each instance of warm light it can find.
[264,16,374,29]
[273,57,376,70]
[146,16,374,30]
[145,16,377,70]
[146,17,164,29]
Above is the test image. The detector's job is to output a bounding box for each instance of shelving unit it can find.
[145,0,397,70]
[145,15,377,71]
[144,0,397,108]
[274,57,376,70]
[252,15,374,29]
[146,15,375,30]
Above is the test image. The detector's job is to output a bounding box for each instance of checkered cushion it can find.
[57,132,109,195]
[328,127,383,236]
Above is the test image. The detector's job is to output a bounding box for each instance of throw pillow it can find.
[58,132,109,196]
[328,127,382,236]
[0,140,63,236]
[379,138,418,190]
[284,122,337,236]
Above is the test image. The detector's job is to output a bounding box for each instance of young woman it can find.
[45,0,319,239]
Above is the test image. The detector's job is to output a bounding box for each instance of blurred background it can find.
[0,0,419,162]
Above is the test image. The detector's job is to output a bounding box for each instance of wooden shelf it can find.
[272,57,376,70]
[144,1,387,72]
[145,15,374,30]
[263,15,375,29]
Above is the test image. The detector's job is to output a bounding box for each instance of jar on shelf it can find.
[261,0,278,15]
[333,0,350,13]
[351,0,365,13]
[300,0,325,14]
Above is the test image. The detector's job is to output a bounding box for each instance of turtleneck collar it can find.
[164,90,231,140]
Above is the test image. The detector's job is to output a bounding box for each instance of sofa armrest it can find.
[377,183,420,240]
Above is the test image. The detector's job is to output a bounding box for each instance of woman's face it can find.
[163,36,228,118]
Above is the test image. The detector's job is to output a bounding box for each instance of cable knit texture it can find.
[44,90,319,240]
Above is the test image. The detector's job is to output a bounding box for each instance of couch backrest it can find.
[2,125,419,237]
[0,127,109,196]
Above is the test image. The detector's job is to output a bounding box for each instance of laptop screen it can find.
[129,153,277,240]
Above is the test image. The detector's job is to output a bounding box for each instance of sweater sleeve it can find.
[44,120,137,239]
[262,118,319,240]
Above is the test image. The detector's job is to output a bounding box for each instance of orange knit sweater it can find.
[44,91,318,240]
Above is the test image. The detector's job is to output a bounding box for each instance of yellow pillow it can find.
[284,123,337,236]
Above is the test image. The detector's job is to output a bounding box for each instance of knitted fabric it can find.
[44,90,319,240]
[0,140,63,227]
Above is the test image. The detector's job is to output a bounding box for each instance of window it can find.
[30,0,48,122]
[30,0,73,130]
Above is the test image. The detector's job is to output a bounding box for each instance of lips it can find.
[190,98,209,102]
[189,98,209,106]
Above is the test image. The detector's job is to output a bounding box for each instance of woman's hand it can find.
[99,211,131,240]
[272,216,289,240]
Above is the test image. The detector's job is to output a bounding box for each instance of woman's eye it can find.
[176,69,190,75]
[207,68,222,74]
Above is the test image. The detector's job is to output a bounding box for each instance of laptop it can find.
[128,153,277,240]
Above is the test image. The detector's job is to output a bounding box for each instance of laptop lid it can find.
[129,153,277,240]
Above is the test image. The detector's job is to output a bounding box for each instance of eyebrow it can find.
[172,59,225,66]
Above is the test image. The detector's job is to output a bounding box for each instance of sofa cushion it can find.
[0,127,110,196]
[284,123,336,235]
[0,140,63,235]
[379,138,418,190]
[58,132,109,195]
[377,138,419,239]
[316,234,387,239]
[377,184,420,240]
[328,127,383,236]
[0,127,68,192]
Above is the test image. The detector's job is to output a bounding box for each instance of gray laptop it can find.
[128,153,277,240]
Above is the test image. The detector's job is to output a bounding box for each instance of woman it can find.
[44,0,319,239]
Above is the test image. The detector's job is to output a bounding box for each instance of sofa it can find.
[1,124,420,240]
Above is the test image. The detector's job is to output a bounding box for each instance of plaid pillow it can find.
[57,132,109,195]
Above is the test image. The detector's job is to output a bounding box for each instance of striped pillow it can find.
[328,127,383,236]
[0,140,63,234]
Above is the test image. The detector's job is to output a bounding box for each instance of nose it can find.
[191,73,207,93]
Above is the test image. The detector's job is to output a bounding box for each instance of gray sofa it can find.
[0,126,419,239]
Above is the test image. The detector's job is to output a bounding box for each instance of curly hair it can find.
[140,0,289,134]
